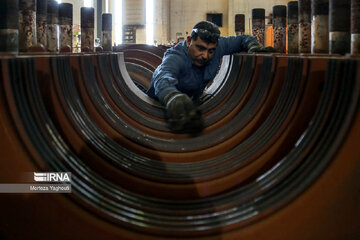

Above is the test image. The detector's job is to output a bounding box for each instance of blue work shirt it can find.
[147,35,257,103]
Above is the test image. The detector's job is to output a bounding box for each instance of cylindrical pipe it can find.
[273,5,287,53]
[352,0,360,54]
[81,7,95,52]
[19,0,37,52]
[235,14,245,36]
[252,9,265,46]
[47,0,59,52]
[288,1,299,53]
[311,0,329,53]
[299,0,312,53]
[0,0,19,53]
[330,0,351,54]
[102,13,112,51]
[36,0,47,48]
[59,3,73,52]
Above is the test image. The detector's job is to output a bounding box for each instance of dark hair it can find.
[190,21,220,44]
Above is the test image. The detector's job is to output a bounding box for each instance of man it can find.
[147,21,275,133]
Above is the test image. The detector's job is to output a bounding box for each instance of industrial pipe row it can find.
[0,0,112,53]
[236,0,360,54]
[2,1,360,55]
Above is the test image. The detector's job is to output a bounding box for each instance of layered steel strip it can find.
[0,50,359,239]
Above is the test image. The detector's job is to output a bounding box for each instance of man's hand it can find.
[247,42,278,53]
[165,92,203,133]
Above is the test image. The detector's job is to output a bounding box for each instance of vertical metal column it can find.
[0,0,19,53]
[102,13,112,51]
[97,0,103,41]
[330,0,351,54]
[36,0,47,48]
[47,0,59,52]
[235,14,245,36]
[299,0,311,53]
[252,9,265,46]
[351,0,360,54]
[81,7,95,52]
[311,0,329,53]
[19,0,37,52]
[288,1,299,53]
[59,3,73,52]
[273,5,287,53]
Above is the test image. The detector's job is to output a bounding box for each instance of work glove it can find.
[247,42,278,53]
[164,92,204,133]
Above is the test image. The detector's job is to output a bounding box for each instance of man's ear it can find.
[186,36,192,47]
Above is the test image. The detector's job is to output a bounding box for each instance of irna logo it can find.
[34,172,71,182]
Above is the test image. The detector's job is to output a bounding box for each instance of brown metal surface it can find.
[0,48,359,239]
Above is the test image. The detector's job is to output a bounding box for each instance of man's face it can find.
[187,36,217,67]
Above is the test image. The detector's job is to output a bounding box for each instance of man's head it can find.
[187,21,220,67]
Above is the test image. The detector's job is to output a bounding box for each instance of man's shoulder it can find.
[164,41,188,58]
[161,42,189,67]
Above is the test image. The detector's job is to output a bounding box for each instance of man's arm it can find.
[150,51,203,133]
[217,35,277,55]
[217,35,258,55]
[152,54,184,104]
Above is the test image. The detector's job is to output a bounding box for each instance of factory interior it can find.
[0,0,359,239]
